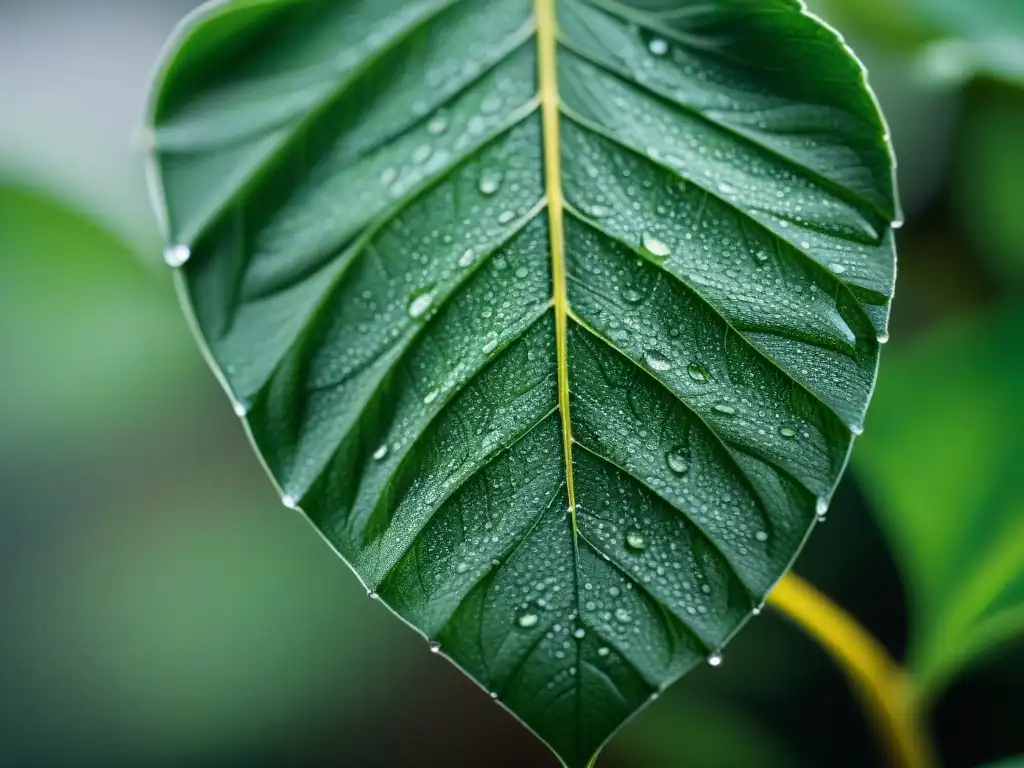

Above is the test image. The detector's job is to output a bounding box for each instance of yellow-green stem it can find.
[769,573,937,768]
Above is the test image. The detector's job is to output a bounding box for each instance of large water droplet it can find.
[707,651,723,667]
[164,244,191,268]
[423,389,440,405]
[573,627,586,640]
[648,38,669,56]
[498,210,516,224]
[778,425,797,439]
[459,249,475,268]
[687,362,710,383]
[282,494,297,509]
[641,232,671,260]
[815,496,829,520]
[428,640,442,653]
[478,171,503,196]
[622,287,643,303]
[518,612,539,629]
[830,262,847,275]
[408,289,435,319]
[625,531,646,551]
[713,403,737,416]
[644,349,672,372]
[614,608,632,624]
[373,444,389,461]
[666,449,689,475]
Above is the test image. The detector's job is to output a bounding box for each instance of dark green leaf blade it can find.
[146,1,897,764]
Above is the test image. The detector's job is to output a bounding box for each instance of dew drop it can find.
[644,348,672,372]
[755,530,769,542]
[459,249,476,268]
[877,330,890,344]
[518,612,539,629]
[641,232,671,260]
[713,403,737,416]
[625,531,646,551]
[380,167,398,186]
[426,113,448,135]
[373,444,389,461]
[622,287,643,303]
[515,266,529,279]
[648,38,669,56]
[815,496,829,520]
[829,262,847,275]
[615,608,632,624]
[707,651,723,667]
[687,362,710,383]
[455,561,470,574]
[498,210,516,225]
[282,494,297,509]
[423,389,440,405]
[408,290,435,319]
[478,171,503,196]
[597,646,610,657]
[849,422,864,436]
[232,401,248,418]
[778,425,797,439]
[666,450,689,475]
[482,339,499,355]
[573,628,586,640]
[413,144,432,164]
[428,641,442,654]
[163,244,191,268]
[367,589,379,600]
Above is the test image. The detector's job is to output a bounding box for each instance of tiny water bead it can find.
[518,612,539,629]
[455,561,470,574]
[458,248,475,268]
[643,348,672,372]
[641,232,671,260]
[373,444,389,461]
[163,244,191,268]
[707,651,723,667]
[625,531,646,551]
[428,641,442,654]
[426,113,448,135]
[573,627,586,640]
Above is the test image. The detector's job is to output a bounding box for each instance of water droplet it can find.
[232,401,248,417]
[687,362,710,383]
[891,218,905,230]
[707,651,723,667]
[367,589,379,600]
[518,613,539,629]
[615,608,632,624]
[459,249,475,268]
[408,290,435,319]
[573,628,586,640]
[751,605,762,616]
[515,266,529,279]
[489,691,499,700]
[478,171,503,196]
[589,204,610,218]
[426,114,448,135]
[666,450,689,475]
[413,144,432,164]
[597,646,610,657]
[625,531,646,551]
[644,349,672,372]
[423,389,440,405]
[877,330,890,344]
[648,38,669,56]
[428,641,442,653]
[482,339,499,355]
[163,244,191,268]
[641,232,671,260]
[714,404,737,416]
[380,167,398,186]
[282,494,297,509]
[778,426,797,439]
[815,497,829,520]
[498,210,516,225]
[455,561,470,574]
[830,262,847,275]
[622,287,643,303]
[373,444,389,461]
[755,530,769,542]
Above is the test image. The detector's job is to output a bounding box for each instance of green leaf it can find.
[145,1,897,764]
[855,309,1024,699]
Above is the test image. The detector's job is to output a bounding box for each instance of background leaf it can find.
[146,0,896,763]
[855,308,1024,698]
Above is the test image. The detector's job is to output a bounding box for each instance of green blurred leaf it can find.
[0,185,198,450]
[146,1,897,764]
[612,693,799,768]
[954,95,1024,283]
[856,309,1024,697]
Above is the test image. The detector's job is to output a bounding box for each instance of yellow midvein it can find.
[535,0,576,517]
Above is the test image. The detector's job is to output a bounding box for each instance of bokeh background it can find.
[1,1,1021,766]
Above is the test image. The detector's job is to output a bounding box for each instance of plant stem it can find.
[768,573,937,768]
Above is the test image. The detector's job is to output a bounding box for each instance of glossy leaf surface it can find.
[146,1,897,763]
[856,310,1024,698]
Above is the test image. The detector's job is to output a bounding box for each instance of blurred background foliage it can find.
[0,1,1020,766]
